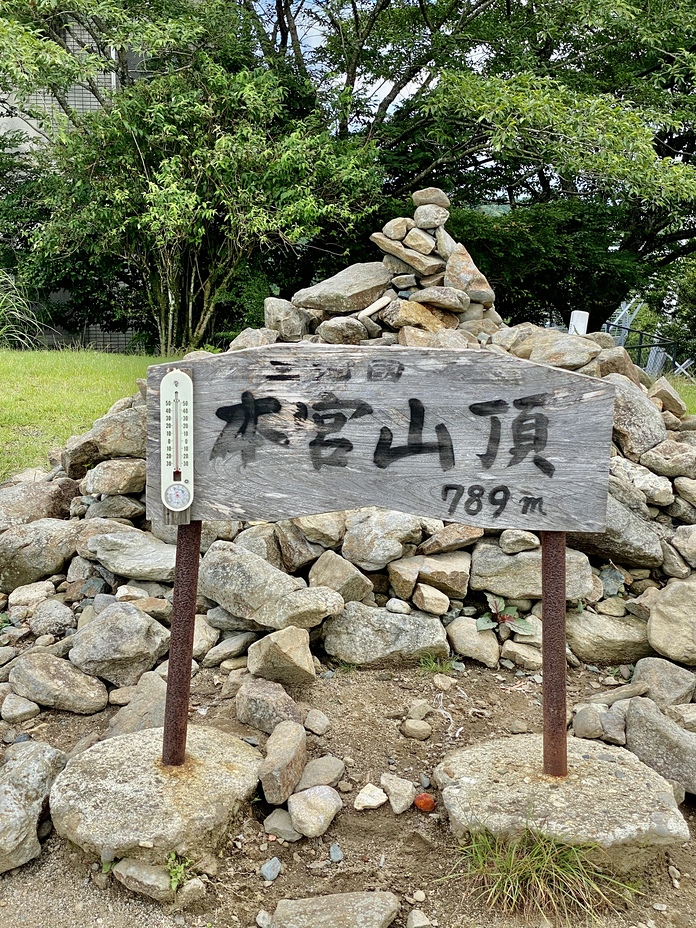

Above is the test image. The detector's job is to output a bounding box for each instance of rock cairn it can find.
[1,187,696,904]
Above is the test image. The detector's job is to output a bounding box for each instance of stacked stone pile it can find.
[3,186,696,902]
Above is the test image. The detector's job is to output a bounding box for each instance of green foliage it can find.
[449,828,639,922]
[476,594,534,636]
[0,270,41,347]
[417,654,457,675]
[165,852,191,893]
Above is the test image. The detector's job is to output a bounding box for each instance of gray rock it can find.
[1,693,40,723]
[413,187,450,208]
[304,708,330,735]
[264,298,311,342]
[412,583,449,615]
[228,327,278,350]
[500,640,543,671]
[309,551,373,603]
[470,541,593,599]
[0,519,80,593]
[192,614,220,660]
[205,605,264,633]
[233,523,285,570]
[610,457,674,506]
[0,741,67,874]
[198,542,303,619]
[342,508,422,571]
[354,783,388,810]
[380,772,416,813]
[260,856,282,881]
[600,704,628,746]
[85,495,146,521]
[293,263,392,314]
[293,512,346,549]
[632,657,696,709]
[371,234,445,276]
[515,332,601,370]
[647,575,696,665]
[50,726,262,863]
[201,632,257,667]
[608,474,650,519]
[416,552,471,598]
[317,316,368,344]
[85,530,177,582]
[573,704,606,739]
[400,719,432,740]
[80,458,146,496]
[287,786,342,837]
[446,616,499,668]
[604,373,667,461]
[672,524,696,567]
[295,754,345,792]
[674,476,696,507]
[75,518,140,559]
[247,626,316,685]
[10,653,108,714]
[499,530,539,554]
[252,586,345,630]
[0,478,79,528]
[236,678,302,734]
[263,808,302,842]
[323,602,448,665]
[407,286,469,312]
[413,204,449,228]
[7,580,55,612]
[641,440,696,478]
[626,697,696,795]
[275,520,324,572]
[104,671,167,739]
[112,859,175,903]
[666,704,696,732]
[416,523,483,556]
[382,217,414,240]
[28,599,75,638]
[270,892,399,928]
[435,733,689,872]
[565,608,653,664]
[259,720,307,804]
[69,598,169,684]
[660,541,691,579]
[567,496,663,569]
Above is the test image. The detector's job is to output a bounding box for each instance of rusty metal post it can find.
[162,519,202,766]
[540,530,568,778]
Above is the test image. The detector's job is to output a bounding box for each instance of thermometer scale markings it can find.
[160,369,194,512]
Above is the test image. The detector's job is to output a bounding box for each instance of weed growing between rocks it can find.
[446,828,640,924]
[417,653,458,674]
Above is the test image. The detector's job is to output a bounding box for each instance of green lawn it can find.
[0,350,166,481]
[672,377,696,414]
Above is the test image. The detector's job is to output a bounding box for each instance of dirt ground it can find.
[1,658,694,928]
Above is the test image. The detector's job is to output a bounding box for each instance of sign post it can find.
[147,345,614,775]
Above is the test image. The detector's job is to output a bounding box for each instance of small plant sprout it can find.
[165,852,191,892]
[476,594,534,635]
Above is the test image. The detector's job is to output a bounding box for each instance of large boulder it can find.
[565,609,653,664]
[80,458,146,496]
[0,478,79,529]
[292,263,392,314]
[514,331,601,370]
[85,530,178,582]
[198,542,304,619]
[603,373,667,461]
[264,298,311,342]
[469,541,593,600]
[62,407,146,478]
[567,496,663,568]
[68,601,170,686]
[609,457,674,506]
[308,551,373,603]
[0,741,67,874]
[246,626,316,686]
[50,727,262,863]
[9,653,108,714]
[626,697,696,794]
[0,519,80,593]
[647,575,696,665]
[323,601,448,665]
[104,671,167,739]
[632,657,696,710]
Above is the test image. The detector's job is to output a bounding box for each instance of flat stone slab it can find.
[50,726,262,863]
[434,734,688,873]
[270,891,400,927]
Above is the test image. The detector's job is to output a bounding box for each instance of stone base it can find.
[50,726,262,863]
[434,734,689,873]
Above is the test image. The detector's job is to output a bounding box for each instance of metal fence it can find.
[36,323,143,353]
[602,322,677,375]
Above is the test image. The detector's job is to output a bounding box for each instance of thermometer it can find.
[160,368,194,513]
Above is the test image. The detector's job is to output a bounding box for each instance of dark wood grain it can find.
[146,344,614,532]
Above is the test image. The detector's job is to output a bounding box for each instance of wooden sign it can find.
[146,345,614,532]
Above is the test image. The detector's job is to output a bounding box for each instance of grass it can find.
[0,349,167,481]
[670,375,696,414]
[446,828,639,924]
[417,652,458,674]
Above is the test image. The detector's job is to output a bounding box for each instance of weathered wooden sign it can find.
[146,344,614,532]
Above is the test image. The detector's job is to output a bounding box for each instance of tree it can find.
[3,0,696,341]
